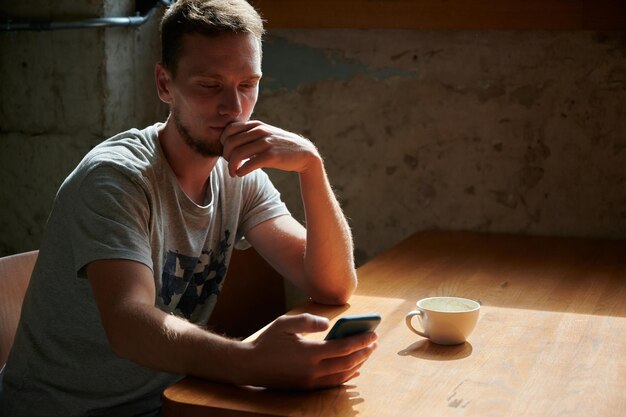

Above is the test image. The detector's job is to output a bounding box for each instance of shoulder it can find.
[60,124,162,198]
[84,124,160,173]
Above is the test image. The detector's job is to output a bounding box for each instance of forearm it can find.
[299,157,357,304]
[220,121,357,303]
[105,301,245,384]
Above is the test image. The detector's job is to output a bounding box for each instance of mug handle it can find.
[405,309,428,338]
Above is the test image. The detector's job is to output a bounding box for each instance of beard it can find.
[173,107,223,158]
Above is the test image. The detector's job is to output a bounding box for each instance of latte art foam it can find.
[419,297,478,312]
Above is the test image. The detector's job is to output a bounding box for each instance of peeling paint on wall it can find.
[261,36,414,91]
[255,30,626,265]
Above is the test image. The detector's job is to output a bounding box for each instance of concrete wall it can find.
[256,30,626,265]
[1,5,625,265]
[0,0,166,256]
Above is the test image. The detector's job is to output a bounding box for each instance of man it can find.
[0,1,377,416]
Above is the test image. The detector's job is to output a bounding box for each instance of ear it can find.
[155,63,173,104]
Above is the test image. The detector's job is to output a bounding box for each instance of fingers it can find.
[234,152,274,177]
[220,120,263,141]
[319,340,377,373]
[269,313,330,335]
[252,314,378,390]
[322,331,378,357]
[226,140,272,178]
[220,120,266,159]
[219,120,314,177]
[219,120,263,143]
[308,331,377,388]
[220,122,272,177]
[299,340,377,390]
[303,332,377,390]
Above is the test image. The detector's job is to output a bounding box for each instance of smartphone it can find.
[324,314,382,340]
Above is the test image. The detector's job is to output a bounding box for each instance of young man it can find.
[0,1,377,416]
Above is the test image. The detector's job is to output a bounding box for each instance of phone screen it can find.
[324,314,381,340]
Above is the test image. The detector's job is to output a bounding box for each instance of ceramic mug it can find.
[405,296,480,345]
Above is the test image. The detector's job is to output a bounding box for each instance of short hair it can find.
[160,0,265,76]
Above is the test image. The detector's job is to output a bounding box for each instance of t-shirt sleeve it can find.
[68,165,154,277]
[236,169,291,242]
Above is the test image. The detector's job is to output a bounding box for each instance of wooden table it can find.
[163,230,626,416]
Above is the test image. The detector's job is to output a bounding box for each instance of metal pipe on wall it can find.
[1,0,173,32]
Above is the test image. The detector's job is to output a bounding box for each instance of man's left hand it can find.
[220,120,320,177]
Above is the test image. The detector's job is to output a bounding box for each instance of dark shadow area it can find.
[207,247,287,339]
[398,339,473,360]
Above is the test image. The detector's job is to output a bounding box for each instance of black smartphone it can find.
[324,314,382,340]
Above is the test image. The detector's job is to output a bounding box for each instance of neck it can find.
[158,121,219,205]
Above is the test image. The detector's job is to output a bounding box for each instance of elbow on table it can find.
[310,272,357,306]
[311,292,350,306]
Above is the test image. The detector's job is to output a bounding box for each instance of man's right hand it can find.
[234,313,378,390]
[88,259,376,390]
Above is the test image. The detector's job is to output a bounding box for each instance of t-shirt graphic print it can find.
[160,230,231,323]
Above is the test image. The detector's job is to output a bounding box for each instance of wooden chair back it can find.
[0,250,38,367]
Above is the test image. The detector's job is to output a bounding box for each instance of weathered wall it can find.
[256,30,626,265]
[1,10,625,265]
[0,0,165,256]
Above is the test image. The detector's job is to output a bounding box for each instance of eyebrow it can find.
[190,72,262,81]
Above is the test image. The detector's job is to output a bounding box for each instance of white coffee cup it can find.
[405,296,480,345]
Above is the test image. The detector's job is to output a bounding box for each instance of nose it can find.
[218,87,242,118]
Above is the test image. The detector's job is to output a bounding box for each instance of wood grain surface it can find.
[163,230,626,417]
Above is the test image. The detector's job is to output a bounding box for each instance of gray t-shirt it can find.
[0,123,289,416]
